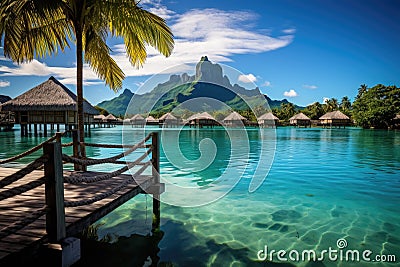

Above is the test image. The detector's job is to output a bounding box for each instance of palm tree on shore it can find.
[0,0,174,157]
[357,84,368,99]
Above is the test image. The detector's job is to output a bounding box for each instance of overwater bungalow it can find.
[0,76,98,136]
[289,113,311,127]
[223,112,248,127]
[159,112,179,127]
[319,110,351,128]
[104,114,117,122]
[258,112,279,128]
[130,114,145,127]
[186,112,218,128]
[145,115,159,126]
[0,95,14,131]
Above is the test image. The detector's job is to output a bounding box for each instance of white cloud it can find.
[115,8,294,78]
[0,7,295,85]
[148,6,176,20]
[284,89,298,97]
[0,59,99,86]
[303,84,318,89]
[323,97,330,103]
[262,81,271,87]
[0,79,10,87]
[282,28,296,34]
[238,73,257,83]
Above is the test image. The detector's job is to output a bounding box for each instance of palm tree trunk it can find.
[76,28,86,159]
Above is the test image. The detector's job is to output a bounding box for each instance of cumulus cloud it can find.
[0,79,10,87]
[0,59,100,86]
[238,73,257,83]
[303,84,318,89]
[0,6,295,85]
[284,89,298,97]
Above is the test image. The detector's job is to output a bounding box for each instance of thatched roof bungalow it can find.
[94,114,106,121]
[130,114,145,126]
[159,113,179,127]
[1,76,98,135]
[258,112,279,127]
[145,116,159,125]
[289,113,311,127]
[319,110,350,128]
[104,114,118,122]
[223,112,247,127]
[186,112,217,128]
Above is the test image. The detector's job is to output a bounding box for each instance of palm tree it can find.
[340,96,351,110]
[357,84,368,99]
[324,98,339,112]
[0,0,174,157]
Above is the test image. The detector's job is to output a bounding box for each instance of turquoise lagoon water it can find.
[1,126,399,266]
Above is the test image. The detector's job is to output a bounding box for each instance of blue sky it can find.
[1,0,400,107]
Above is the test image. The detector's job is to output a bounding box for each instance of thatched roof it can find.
[223,111,246,121]
[319,110,350,120]
[146,116,158,122]
[105,114,117,120]
[1,76,98,114]
[94,114,106,120]
[290,112,310,121]
[159,112,177,120]
[258,112,279,121]
[130,114,145,120]
[188,112,215,120]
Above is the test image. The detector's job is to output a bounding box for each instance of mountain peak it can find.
[122,88,133,97]
[195,56,224,84]
[200,56,209,62]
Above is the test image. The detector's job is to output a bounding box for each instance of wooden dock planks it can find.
[0,167,155,262]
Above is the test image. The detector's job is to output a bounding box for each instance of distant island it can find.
[95,57,400,129]
[96,56,302,116]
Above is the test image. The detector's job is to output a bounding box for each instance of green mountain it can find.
[97,56,302,116]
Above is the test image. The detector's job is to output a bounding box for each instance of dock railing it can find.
[0,131,161,265]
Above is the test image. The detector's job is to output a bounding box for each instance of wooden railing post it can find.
[151,132,161,231]
[44,141,66,243]
[56,132,62,143]
[71,129,84,171]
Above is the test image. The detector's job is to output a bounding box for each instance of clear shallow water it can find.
[1,126,399,266]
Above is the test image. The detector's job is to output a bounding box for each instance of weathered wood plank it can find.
[0,166,157,262]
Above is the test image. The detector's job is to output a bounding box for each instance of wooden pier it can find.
[0,131,163,266]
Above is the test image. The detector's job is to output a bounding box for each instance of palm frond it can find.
[0,0,71,63]
[94,1,174,68]
[84,26,125,91]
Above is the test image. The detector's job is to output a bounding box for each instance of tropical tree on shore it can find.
[303,102,324,119]
[352,84,400,128]
[324,98,339,112]
[340,96,352,117]
[275,102,296,122]
[356,84,368,100]
[0,0,174,156]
